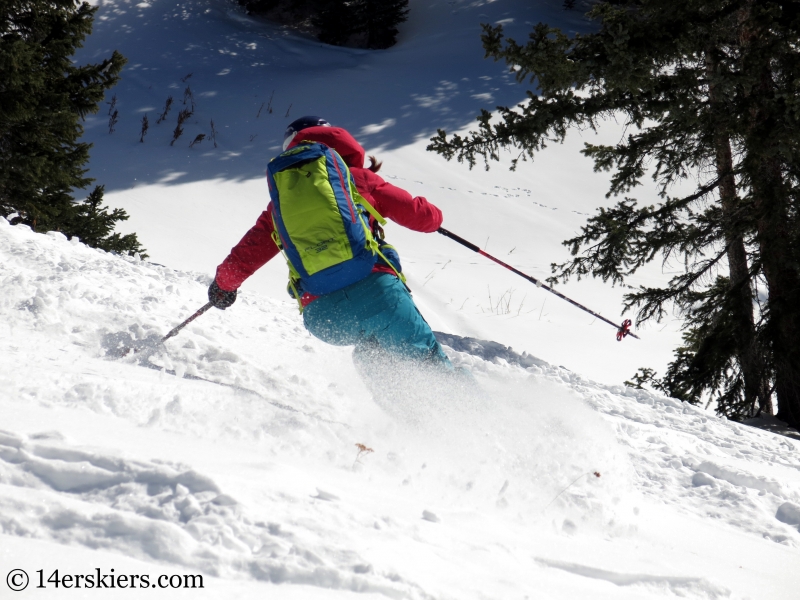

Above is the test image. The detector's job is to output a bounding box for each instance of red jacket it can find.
[215,126,443,296]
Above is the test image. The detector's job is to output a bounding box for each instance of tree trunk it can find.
[715,139,773,416]
[738,2,800,428]
[706,51,772,416]
[751,157,800,428]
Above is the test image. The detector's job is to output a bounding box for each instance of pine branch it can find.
[622,244,731,324]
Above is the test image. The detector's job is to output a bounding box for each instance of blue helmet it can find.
[283,115,330,150]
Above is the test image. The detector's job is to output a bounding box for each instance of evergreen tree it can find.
[357,0,409,49]
[429,0,800,427]
[240,0,320,34]
[240,0,407,49]
[733,0,800,429]
[313,0,356,46]
[239,0,283,13]
[0,0,142,255]
[67,185,146,257]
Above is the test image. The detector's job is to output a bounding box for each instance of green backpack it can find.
[266,142,404,307]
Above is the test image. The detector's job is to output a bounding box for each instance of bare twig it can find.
[170,107,193,146]
[183,85,195,111]
[156,96,174,124]
[210,119,218,148]
[108,109,119,134]
[353,443,374,468]
[139,114,149,142]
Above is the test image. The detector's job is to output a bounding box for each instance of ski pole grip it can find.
[437,227,480,253]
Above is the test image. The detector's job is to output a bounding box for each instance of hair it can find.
[367,155,382,173]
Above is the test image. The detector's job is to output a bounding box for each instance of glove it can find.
[208,279,237,310]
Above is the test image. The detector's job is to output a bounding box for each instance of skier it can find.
[207,116,455,392]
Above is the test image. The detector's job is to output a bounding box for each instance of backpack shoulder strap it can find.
[348,191,408,287]
[353,192,387,227]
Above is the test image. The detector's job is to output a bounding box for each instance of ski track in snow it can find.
[3,217,800,598]
[534,556,733,599]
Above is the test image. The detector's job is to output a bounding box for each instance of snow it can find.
[2,0,800,598]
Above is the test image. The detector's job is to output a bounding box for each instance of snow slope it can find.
[3,209,800,599]
[2,0,800,598]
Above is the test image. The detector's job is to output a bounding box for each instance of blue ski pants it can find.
[302,273,452,369]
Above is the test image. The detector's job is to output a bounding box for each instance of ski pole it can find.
[437,227,638,341]
[161,302,214,343]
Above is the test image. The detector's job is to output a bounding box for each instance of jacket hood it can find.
[288,126,365,169]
